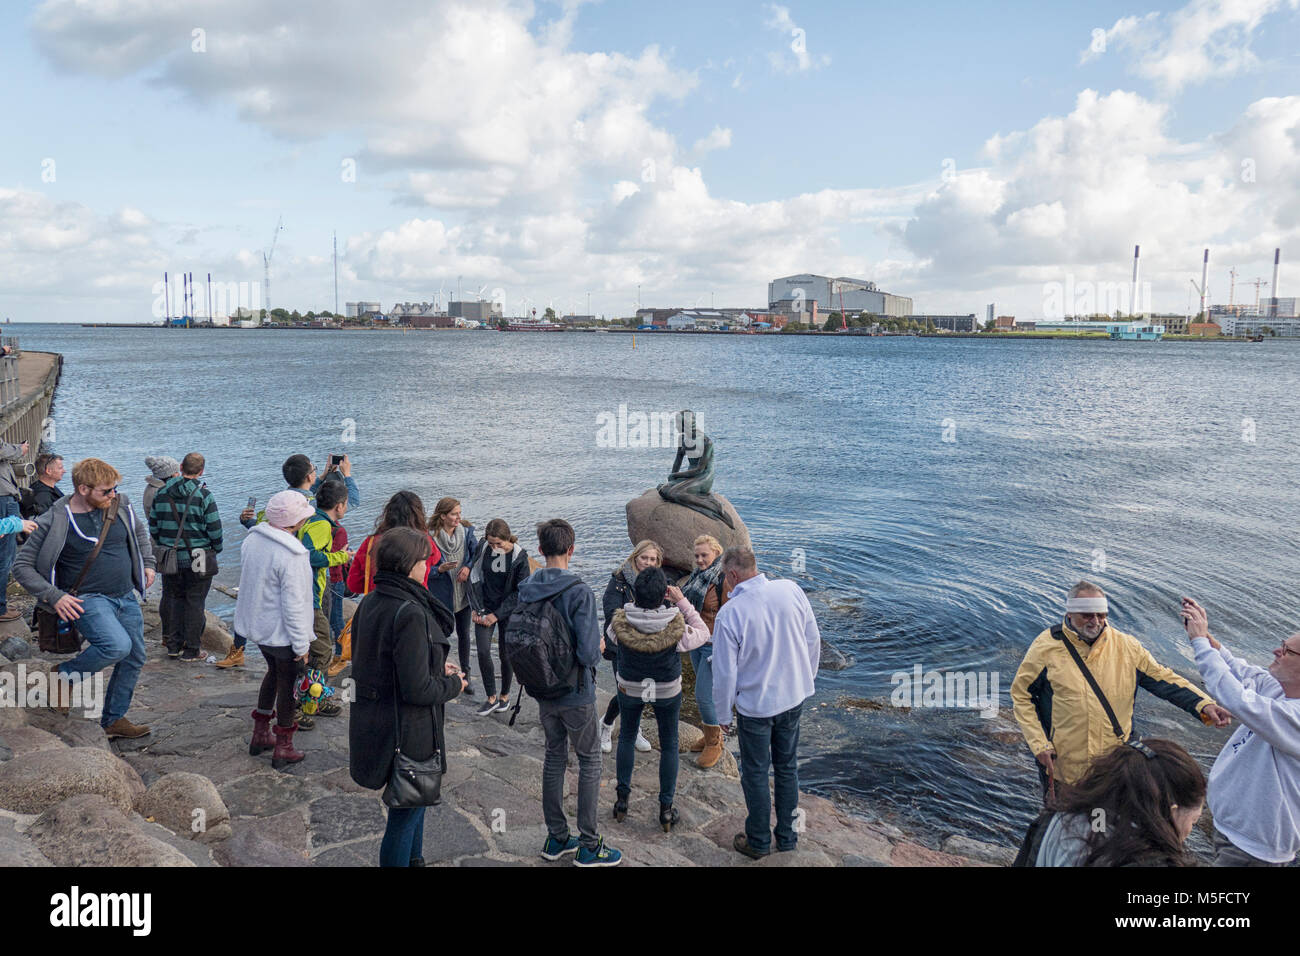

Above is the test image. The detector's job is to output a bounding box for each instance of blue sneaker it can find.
[573,836,622,867]
[540,834,580,861]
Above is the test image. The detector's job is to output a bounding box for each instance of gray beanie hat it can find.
[145,456,181,480]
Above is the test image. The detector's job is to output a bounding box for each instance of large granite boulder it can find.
[139,772,232,843]
[27,794,195,867]
[200,612,233,655]
[0,746,139,814]
[625,489,750,574]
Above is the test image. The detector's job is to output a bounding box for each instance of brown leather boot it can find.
[271,723,305,770]
[104,718,151,740]
[250,709,275,755]
[697,725,723,769]
[214,645,244,669]
[689,727,706,752]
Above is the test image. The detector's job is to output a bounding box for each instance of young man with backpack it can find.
[509,518,621,867]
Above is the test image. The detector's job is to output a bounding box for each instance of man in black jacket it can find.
[20,453,64,519]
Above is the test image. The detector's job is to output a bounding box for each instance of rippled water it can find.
[23,324,1300,848]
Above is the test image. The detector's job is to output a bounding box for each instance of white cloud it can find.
[1080,0,1297,94]
[693,126,732,153]
[763,4,829,73]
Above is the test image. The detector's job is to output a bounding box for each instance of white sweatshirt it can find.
[234,523,315,658]
[1192,637,1300,863]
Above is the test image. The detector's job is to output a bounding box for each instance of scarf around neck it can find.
[434,523,468,612]
[682,555,724,611]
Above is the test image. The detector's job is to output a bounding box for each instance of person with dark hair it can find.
[606,566,709,831]
[238,452,360,529]
[515,518,621,866]
[1031,737,1206,866]
[148,452,223,662]
[20,453,64,519]
[236,491,317,771]
[293,478,352,726]
[712,546,821,859]
[1010,580,1230,801]
[1182,597,1300,866]
[347,491,442,595]
[599,540,662,754]
[349,526,466,867]
[428,497,478,696]
[467,518,531,716]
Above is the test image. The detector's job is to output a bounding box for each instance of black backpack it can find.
[503,580,585,703]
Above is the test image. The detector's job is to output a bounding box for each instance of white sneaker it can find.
[635,730,652,753]
[600,720,614,753]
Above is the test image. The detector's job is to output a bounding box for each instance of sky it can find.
[1,0,1298,323]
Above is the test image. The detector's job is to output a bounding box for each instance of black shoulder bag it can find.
[154,485,200,575]
[1051,624,1127,742]
[382,602,445,809]
[36,498,121,654]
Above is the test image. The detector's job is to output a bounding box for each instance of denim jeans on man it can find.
[0,494,19,614]
[538,698,601,850]
[329,580,345,648]
[380,806,426,867]
[689,646,716,725]
[736,703,802,853]
[57,593,145,728]
[616,691,681,806]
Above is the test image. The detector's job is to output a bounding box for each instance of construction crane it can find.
[262,217,283,326]
[1228,267,1237,308]
[1252,277,1268,314]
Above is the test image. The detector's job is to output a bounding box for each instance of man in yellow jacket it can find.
[1011,580,1232,799]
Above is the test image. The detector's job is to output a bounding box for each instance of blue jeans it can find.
[690,646,717,725]
[328,580,345,649]
[736,703,802,853]
[379,806,426,867]
[58,593,146,729]
[0,494,18,614]
[616,691,681,807]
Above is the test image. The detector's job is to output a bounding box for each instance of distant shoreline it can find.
[65,322,1267,343]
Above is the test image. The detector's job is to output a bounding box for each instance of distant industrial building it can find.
[561,314,596,326]
[768,274,912,320]
[448,300,501,322]
[345,301,381,318]
[912,313,978,333]
[995,315,1014,330]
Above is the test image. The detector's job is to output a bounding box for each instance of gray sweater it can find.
[0,439,25,497]
[13,493,155,609]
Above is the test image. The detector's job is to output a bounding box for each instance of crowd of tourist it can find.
[9,447,1297,870]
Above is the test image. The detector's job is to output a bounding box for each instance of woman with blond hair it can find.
[681,534,732,768]
[599,539,664,753]
[427,497,478,695]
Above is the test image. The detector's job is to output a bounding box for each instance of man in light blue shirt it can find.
[712,546,821,859]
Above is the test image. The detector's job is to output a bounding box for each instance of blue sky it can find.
[2,0,1298,322]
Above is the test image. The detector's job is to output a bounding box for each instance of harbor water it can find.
[22,323,1300,848]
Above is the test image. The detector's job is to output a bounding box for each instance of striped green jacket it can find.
[147,476,223,563]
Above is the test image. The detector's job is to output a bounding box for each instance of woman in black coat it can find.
[349,527,466,867]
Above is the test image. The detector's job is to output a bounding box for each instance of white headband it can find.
[1066,596,1109,614]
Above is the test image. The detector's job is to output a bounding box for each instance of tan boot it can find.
[689,727,706,752]
[214,645,245,669]
[326,658,348,679]
[697,725,723,769]
[104,718,151,740]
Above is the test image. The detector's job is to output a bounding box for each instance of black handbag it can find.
[381,603,444,808]
[154,485,200,575]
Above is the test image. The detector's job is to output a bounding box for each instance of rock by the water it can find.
[200,612,233,655]
[625,489,750,573]
[139,772,232,843]
[819,639,852,671]
[27,794,195,867]
[2,726,66,758]
[942,834,1016,867]
[638,719,705,753]
[0,746,139,814]
[0,636,30,660]
[0,819,50,865]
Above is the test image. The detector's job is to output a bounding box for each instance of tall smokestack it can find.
[1131,244,1140,317]
[1200,249,1209,319]
[1272,248,1281,317]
